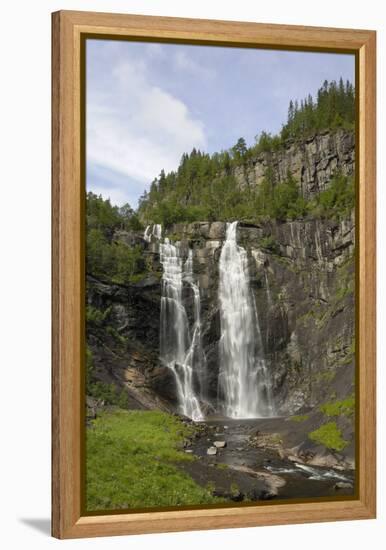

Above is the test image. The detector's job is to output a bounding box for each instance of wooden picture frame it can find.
[52,10,376,539]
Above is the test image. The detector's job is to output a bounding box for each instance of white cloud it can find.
[87,53,207,197]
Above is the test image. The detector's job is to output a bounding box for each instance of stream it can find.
[178,416,354,502]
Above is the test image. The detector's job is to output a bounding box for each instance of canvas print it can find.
[85,39,356,512]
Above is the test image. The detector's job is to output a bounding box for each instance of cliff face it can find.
[233,129,355,198]
[86,130,355,417]
[164,218,354,414]
[87,214,355,416]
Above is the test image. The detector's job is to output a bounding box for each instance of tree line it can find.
[138,78,355,227]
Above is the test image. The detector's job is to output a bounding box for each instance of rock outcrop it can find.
[86,130,355,420]
[233,129,355,198]
[87,213,354,418]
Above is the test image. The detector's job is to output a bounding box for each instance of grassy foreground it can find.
[86,409,220,511]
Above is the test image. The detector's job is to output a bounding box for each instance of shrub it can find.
[319,395,355,417]
[308,421,348,451]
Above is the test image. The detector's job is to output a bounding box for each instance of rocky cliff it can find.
[87,213,354,415]
[86,130,355,424]
[233,129,355,198]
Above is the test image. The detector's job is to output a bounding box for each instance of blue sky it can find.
[86,39,355,208]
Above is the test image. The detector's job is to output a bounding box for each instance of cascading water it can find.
[159,238,204,421]
[144,225,152,242]
[218,221,274,418]
[264,270,273,310]
[144,224,162,242]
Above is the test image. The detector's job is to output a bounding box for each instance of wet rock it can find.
[214,441,227,448]
[288,455,300,463]
[212,489,244,502]
[258,490,276,501]
[207,447,218,456]
[334,481,353,490]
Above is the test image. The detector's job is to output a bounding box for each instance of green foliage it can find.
[309,173,355,220]
[320,395,355,417]
[230,482,240,497]
[138,80,355,227]
[87,192,122,238]
[259,235,280,254]
[106,325,127,345]
[112,242,143,284]
[86,193,144,234]
[86,193,144,282]
[251,131,283,155]
[290,414,309,423]
[255,172,309,221]
[308,421,348,451]
[281,79,355,140]
[86,410,223,510]
[86,346,128,408]
[86,345,94,382]
[88,382,130,409]
[231,137,248,162]
[86,305,112,326]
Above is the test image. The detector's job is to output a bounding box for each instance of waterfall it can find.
[218,221,274,418]
[144,224,162,242]
[264,270,273,309]
[144,225,152,242]
[160,238,204,421]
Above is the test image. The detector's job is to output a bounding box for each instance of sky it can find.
[86,39,355,208]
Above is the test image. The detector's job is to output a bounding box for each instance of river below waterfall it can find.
[176,417,355,502]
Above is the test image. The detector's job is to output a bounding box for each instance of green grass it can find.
[308,421,348,451]
[319,395,355,417]
[86,409,222,511]
[290,414,309,423]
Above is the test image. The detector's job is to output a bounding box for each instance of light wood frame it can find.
[52,10,376,539]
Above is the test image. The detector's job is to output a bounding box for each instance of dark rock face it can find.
[161,216,355,415]
[87,214,354,418]
[86,130,355,420]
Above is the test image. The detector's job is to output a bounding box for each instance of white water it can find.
[218,221,274,418]
[264,270,273,309]
[160,239,204,421]
[144,224,162,242]
[266,463,351,482]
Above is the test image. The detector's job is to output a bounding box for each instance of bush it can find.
[310,173,354,219]
[319,395,355,417]
[308,421,348,451]
[259,235,280,254]
[88,381,130,409]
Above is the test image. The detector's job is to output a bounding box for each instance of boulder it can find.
[207,446,218,456]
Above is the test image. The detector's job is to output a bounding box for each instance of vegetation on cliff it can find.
[137,79,355,227]
[86,345,130,408]
[308,421,348,452]
[86,192,145,283]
